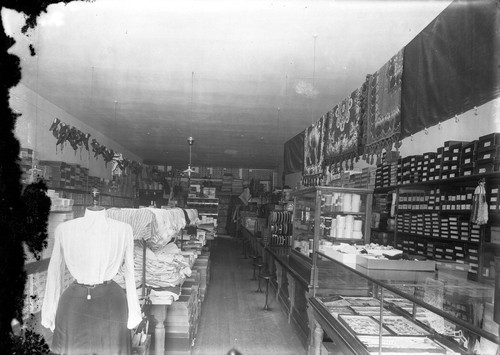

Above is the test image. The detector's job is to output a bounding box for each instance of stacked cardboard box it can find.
[192,252,210,302]
[221,174,233,192]
[466,245,479,280]
[163,282,200,355]
[490,185,500,212]
[460,141,478,176]
[421,152,436,182]
[232,178,243,193]
[476,133,500,174]
[19,148,34,184]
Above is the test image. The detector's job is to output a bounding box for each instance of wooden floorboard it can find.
[192,236,307,355]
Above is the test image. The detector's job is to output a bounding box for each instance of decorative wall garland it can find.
[48,117,142,175]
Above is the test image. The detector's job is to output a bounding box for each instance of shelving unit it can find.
[186,196,219,221]
[373,172,500,282]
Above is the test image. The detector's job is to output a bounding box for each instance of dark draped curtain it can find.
[401,0,500,138]
[283,131,304,174]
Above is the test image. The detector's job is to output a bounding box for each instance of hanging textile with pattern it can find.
[364,49,404,164]
[471,179,488,225]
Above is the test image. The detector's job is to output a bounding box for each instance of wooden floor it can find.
[192,236,307,355]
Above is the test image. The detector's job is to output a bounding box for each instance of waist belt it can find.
[74,280,111,300]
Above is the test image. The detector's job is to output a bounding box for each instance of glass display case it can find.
[308,252,499,355]
[291,186,373,287]
[292,186,374,253]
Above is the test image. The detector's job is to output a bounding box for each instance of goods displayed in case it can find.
[338,315,391,336]
[292,186,373,257]
[356,336,447,354]
[268,210,293,246]
[342,297,381,307]
[372,316,430,336]
[349,306,396,317]
[356,254,436,271]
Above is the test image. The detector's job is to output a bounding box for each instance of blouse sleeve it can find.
[123,224,142,329]
[41,225,66,331]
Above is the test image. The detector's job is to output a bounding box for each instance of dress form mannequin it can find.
[87,187,105,211]
[42,187,141,354]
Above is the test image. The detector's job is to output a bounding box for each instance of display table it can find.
[147,251,210,355]
[149,296,176,355]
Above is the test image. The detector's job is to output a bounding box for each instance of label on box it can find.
[479,167,487,174]
[485,142,491,148]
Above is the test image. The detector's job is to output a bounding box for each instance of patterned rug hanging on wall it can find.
[364,49,404,164]
[323,87,364,172]
[303,116,325,179]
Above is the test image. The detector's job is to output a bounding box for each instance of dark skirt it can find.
[52,281,131,355]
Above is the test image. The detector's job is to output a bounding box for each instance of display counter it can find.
[240,226,312,347]
[308,251,498,355]
[241,225,499,354]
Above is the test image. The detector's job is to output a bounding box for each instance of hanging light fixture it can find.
[183,72,196,183]
[184,136,195,183]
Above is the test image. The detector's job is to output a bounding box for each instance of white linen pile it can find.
[145,207,199,250]
[109,207,198,289]
[114,241,192,288]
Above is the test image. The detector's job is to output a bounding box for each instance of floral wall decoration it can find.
[364,49,404,164]
[303,116,325,180]
[48,118,90,155]
[48,117,142,173]
[323,87,364,172]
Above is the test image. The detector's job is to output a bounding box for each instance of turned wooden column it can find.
[149,304,167,355]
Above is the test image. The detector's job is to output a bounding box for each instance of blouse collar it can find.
[84,208,108,229]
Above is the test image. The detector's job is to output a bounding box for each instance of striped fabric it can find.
[106,208,158,241]
[146,208,187,249]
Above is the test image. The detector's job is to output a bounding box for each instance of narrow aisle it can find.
[192,236,307,355]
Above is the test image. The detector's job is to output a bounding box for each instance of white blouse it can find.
[41,208,142,331]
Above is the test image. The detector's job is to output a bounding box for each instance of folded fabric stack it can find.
[146,208,200,250]
[114,241,192,288]
[109,207,198,288]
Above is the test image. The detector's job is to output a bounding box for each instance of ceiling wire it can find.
[34,25,40,165]
[275,107,280,165]
[311,34,318,125]
[190,71,194,137]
